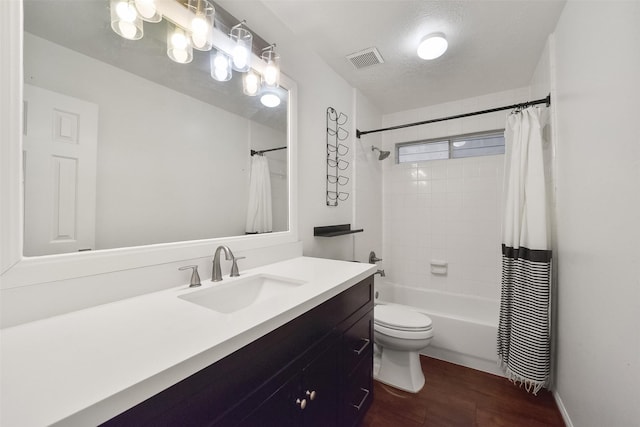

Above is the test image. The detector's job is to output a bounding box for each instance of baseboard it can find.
[420,346,505,378]
[553,391,574,427]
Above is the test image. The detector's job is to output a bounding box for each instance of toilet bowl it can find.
[373,304,434,393]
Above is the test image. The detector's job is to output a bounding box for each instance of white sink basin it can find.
[179,274,307,314]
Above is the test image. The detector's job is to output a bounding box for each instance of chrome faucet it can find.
[212,245,244,282]
[375,269,386,277]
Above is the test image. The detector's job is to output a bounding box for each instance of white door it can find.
[23,84,98,256]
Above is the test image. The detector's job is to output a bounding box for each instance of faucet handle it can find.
[369,251,383,264]
[230,256,246,277]
[179,265,201,288]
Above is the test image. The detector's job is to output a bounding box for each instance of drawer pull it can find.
[352,388,370,411]
[353,338,370,355]
[305,390,317,401]
[296,398,307,410]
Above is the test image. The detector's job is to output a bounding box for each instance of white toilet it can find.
[373,304,434,393]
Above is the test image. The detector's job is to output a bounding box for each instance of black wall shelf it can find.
[314,224,364,237]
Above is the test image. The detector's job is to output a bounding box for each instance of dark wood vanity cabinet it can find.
[102,275,374,427]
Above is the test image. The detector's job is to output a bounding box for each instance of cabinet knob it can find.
[305,390,316,401]
[296,398,307,410]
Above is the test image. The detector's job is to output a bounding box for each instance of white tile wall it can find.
[381,87,529,301]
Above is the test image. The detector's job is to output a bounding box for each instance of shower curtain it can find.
[497,106,552,394]
[245,155,273,234]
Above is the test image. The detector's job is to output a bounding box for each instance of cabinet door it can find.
[300,342,339,427]
[236,373,299,427]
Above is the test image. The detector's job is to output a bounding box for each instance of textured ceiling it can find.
[263,0,566,113]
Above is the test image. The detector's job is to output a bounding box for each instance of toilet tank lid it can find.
[375,305,432,330]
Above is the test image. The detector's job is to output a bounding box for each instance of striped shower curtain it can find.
[497,106,552,394]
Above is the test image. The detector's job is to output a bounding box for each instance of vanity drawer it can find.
[343,311,373,376]
[342,351,373,427]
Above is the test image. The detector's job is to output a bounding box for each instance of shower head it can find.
[371,145,390,160]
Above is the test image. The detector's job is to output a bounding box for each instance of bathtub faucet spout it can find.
[375,269,386,277]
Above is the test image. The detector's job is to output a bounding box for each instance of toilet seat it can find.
[374,305,433,340]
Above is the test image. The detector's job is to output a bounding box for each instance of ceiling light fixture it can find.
[260,92,280,108]
[417,33,448,60]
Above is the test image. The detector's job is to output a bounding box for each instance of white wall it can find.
[379,87,530,302]
[552,2,640,425]
[25,33,250,249]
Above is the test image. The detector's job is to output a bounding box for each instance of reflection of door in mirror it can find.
[23,84,98,256]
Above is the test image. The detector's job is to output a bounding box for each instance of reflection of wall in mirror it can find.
[24,33,287,252]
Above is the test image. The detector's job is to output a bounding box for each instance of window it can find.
[396,130,505,163]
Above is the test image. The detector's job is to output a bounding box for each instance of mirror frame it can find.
[0,1,298,289]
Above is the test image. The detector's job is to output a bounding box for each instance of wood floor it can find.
[361,356,565,427]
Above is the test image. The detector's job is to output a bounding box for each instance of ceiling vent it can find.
[346,47,384,70]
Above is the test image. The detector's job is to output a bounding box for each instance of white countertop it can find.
[0,256,376,426]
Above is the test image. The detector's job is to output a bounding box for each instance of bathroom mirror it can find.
[21,0,290,256]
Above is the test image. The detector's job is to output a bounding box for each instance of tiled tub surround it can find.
[379,87,529,303]
[0,257,376,426]
[383,154,505,301]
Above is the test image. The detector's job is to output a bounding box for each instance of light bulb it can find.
[172,49,188,63]
[116,1,136,21]
[214,66,228,81]
[171,32,188,50]
[118,21,137,39]
[192,15,208,36]
[244,74,259,95]
[233,46,249,70]
[263,64,278,86]
[214,54,228,70]
[192,33,207,49]
[134,0,157,20]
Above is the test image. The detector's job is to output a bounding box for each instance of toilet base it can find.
[374,347,425,393]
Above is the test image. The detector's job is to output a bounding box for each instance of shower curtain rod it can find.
[250,146,287,156]
[356,94,551,139]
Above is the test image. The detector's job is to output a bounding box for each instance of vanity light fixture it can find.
[167,24,193,64]
[260,92,281,108]
[210,49,232,81]
[108,0,283,101]
[243,70,260,96]
[261,44,280,88]
[134,0,161,23]
[110,0,143,40]
[188,0,214,51]
[230,21,252,72]
[417,33,448,60]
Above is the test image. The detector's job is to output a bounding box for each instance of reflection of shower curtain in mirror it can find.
[246,155,273,234]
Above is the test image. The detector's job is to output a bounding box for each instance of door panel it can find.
[23,84,98,255]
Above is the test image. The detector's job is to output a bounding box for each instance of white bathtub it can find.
[376,281,503,377]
